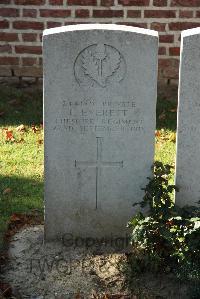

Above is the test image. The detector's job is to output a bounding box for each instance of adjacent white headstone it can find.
[176,28,200,207]
[43,24,158,241]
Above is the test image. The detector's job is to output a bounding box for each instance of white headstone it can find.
[43,24,158,241]
[176,27,200,207]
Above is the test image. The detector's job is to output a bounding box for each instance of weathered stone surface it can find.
[176,27,200,207]
[43,24,158,240]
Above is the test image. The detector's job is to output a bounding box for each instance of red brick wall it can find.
[1,0,200,82]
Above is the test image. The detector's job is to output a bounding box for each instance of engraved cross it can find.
[75,137,123,209]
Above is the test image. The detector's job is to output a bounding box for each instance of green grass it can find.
[0,85,43,249]
[155,96,177,184]
[0,84,177,250]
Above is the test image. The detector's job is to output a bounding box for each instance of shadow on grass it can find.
[0,85,42,126]
[0,84,178,131]
[156,96,177,131]
[0,174,43,249]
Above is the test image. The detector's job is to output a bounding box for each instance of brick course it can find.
[0,0,200,81]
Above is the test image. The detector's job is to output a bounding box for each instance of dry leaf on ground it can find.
[16,124,26,132]
[168,133,176,143]
[8,99,21,106]
[32,124,40,133]
[169,108,177,113]
[37,139,43,145]
[3,188,12,195]
[159,111,166,121]
[155,130,161,137]
[5,130,15,141]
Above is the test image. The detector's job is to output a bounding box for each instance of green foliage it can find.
[128,162,200,285]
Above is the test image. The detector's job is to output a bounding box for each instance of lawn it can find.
[0,84,44,249]
[0,84,177,250]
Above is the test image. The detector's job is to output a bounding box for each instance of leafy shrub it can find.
[128,162,200,291]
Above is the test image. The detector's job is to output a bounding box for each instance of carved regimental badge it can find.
[74,43,126,88]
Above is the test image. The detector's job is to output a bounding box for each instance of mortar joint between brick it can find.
[71,8,75,18]
[141,8,144,19]
[165,46,169,56]
[19,56,22,67]
[114,0,118,6]
[123,8,127,19]
[88,8,93,18]
[18,33,22,42]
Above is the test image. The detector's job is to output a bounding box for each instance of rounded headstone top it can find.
[43,23,158,38]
